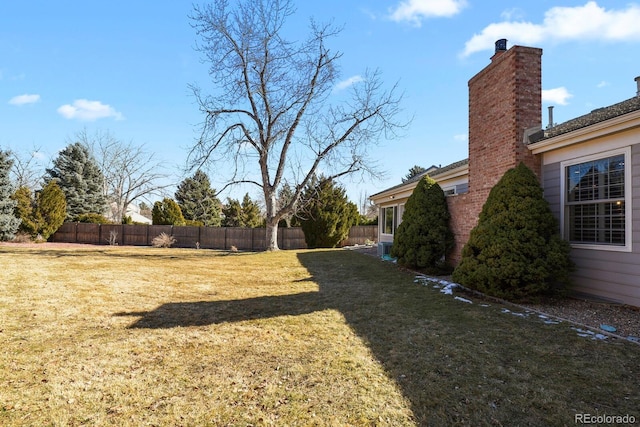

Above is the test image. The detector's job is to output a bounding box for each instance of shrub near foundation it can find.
[390,176,454,273]
[452,163,573,302]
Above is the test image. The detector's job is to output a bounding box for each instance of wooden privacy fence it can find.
[51,223,378,251]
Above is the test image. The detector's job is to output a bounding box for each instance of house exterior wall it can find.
[445,193,471,264]
[372,44,544,265]
[541,144,640,307]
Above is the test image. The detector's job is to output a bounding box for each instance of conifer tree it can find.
[175,170,222,226]
[221,194,263,227]
[452,162,573,301]
[299,178,359,248]
[402,165,427,183]
[222,198,243,227]
[0,150,21,241]
[45,142,106,221]
[240,193,263,228]
[391,176,454,272]
[152,198,186,226]
[11,186,37,236]
[33,181,67,240]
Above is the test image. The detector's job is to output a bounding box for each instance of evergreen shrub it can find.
[299,179,359,248]
[152,198,186,226]
[452,163,573,302]
[390,176,454,273]
[34,181,67,240]
[77,213,112,224]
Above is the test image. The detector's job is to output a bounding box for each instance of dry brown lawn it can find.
[1,244,638,426]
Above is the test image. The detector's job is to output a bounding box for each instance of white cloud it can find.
[500,8,525,21]
[453,133,467,141]
[334,75,364,91]
[542,87,573,105]
[597,81,610,88]
[389,0,467,26]
[461,1,640,57]
[57,99,124,121]
[9,94,40,106]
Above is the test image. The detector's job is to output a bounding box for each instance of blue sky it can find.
[2,0,640,208]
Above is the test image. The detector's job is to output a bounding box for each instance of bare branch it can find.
[188,0,405,249]
[77,129,172,222]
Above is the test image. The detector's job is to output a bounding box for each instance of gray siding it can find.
[542,145,640,307]
[542,163,561,218]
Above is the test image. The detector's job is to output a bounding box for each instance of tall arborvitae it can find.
[391,176,454,273]
[11,186,37,236]
[33,181,67,240]
[45,142,106,221]
[0,151,20,241]
[452,162,573,301]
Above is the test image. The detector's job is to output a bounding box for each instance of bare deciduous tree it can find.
[76,129,172,223]
[188,0,405,250]
[9,146,45,190]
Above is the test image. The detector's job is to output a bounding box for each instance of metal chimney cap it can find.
[495,39,507,53]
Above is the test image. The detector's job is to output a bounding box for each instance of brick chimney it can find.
[467,42,542,223]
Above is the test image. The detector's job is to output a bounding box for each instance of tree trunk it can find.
[265,191,280,250]
[266,218,279,251]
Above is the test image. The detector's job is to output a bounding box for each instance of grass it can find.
[0,245,638,426]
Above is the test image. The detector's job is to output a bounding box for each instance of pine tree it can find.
[33,181,67,240]
[175,170,222,226]
[0,150,21,241]
[152,198,186,226]
[222,194,263,227]
[402,165,427,183]
[241,193,262,228]
[222,198,243,227]
[299,179,359,248]
[452,162,573,301]
[391,176,454,272]
[45,142,106,221]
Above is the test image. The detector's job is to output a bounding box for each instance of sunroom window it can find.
[563,149,630,250]
[382,206,397,235]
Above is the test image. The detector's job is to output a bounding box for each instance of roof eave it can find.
[529,109,640,154]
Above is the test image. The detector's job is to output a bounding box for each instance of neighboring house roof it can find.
[529,96,640,143]
[370,158,469,199]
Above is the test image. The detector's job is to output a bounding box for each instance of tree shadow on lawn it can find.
[114,291,326,328]
[114,250,640,425]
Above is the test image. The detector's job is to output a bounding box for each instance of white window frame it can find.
[381,205,397,236]
[560,147,632,252]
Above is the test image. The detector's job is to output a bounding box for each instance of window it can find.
[382,206,397,235]
[562,148,631,251]
[442,183,468,196]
